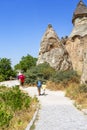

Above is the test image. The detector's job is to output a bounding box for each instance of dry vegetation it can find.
[46,81,65,91]
[46,80,87,110]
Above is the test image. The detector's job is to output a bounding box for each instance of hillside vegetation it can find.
[24,62,87,109]
[0,55,87,129]
[0,85,38,130]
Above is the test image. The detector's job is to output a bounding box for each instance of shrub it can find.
[78,84,87,93]
[25,62,55,85]
[0,86,32,111]
[0,109,13,127]
[50,70,79,84]
[0,85,36,128]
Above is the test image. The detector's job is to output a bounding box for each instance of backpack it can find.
[37,80,42,87]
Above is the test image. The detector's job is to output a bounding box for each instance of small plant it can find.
[0,110,13,127]
[78,84,87,93]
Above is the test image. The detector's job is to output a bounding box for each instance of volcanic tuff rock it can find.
[37,0,87,84]
[68,0,87,83]
[38,24,60,55]
[81,35,87,84]
[37,24,72,71]
[65,36,84,74]
[70,0,87,37]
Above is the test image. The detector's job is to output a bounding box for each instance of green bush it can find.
[25,62,55,85]
[0,86,31,111]
[50,70,79,83]
[0,110,12,127]
[0,85,33,127]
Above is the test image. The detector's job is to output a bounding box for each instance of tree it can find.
[0,58,16,81]
[14,54,37,72]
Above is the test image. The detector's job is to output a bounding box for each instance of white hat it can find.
[18,72,22,75]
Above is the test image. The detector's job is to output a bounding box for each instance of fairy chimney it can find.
[70,0,87,37]
[65,0,87,84]
[37,24,72,71]
[38,24,60,55]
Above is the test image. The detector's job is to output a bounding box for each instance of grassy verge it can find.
[0,85,39,130]
[47,81,87,110]
[65,83,87,110]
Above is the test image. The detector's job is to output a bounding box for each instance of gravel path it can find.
[22,87,87,130]
[1,80,87,130]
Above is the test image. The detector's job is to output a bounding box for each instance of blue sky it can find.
[0,0,87,67]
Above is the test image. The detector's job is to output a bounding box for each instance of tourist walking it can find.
[18,72,25,87]
[36,78,42,96]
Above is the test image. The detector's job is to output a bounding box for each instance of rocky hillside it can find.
[37,0,87,84]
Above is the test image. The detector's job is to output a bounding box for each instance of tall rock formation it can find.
[81,35,87,83]
[37,0,87,84]
[65,0,87,83]
[65,36,84,74]
[70,0,87,37]
[65,0,87,73]
[37,24,72,71]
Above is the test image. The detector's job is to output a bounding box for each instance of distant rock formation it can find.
[37,24,72,71]
[37,0,87,84]
[38,24,60,55]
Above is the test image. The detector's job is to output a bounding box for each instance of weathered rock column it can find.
[37,24,73,71]
[81,36,87,84]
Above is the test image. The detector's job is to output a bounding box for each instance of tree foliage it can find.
[14,54,37,72]
[0,58,16,81]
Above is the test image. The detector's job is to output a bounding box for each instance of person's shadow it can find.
[41,93,48,96]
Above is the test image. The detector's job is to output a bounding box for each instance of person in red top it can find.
[18,72,25,87]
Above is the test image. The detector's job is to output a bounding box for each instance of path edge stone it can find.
[25,105,39,130]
